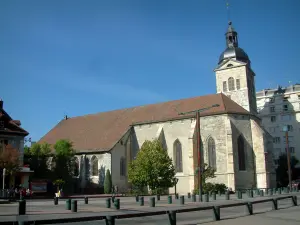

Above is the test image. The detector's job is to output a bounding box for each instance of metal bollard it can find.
[84,197,88,204]
[249,190,253,198]
[168,211,176,225]
[204,193,209,202]
[225,191,230,200]
[111,196,115,203]
[106,198,111,208]
[54,197,58,205]
[269,189,273,196]
[139,196,144,206]
[135,195,139,202]
[180,196,185,205]
[168,195,172,204]
[237,191,242,199]
[157,195,160,201]
[65,199,71,210]
[71,200,77,212]
[18,200,26,215]
[175,193,179,199]
[114,198,120,210]
[149,197,155,207]
[212,192,216,200]
[213,206,220,221]
[246,202,253,215]
[105,216,116,225]
[187,192,191,198]
[192,194,196,202]
[260,190,264,197]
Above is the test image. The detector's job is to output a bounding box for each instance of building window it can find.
[237,135,246,171]
[120,157,126,176]
[223,81,227,92]
[286,147,295,153]
[273,137,281,144]
[228,77,235,91]
[173,139,183,173]
[270,106,275,113]
[207,137,216,171]
[287,125,293,131]
[269,97,275,103]
[0,121,4,130]
[283,105,288,111]
[281,115,291,121]
[236,79,240,90]
[91,156,99,176]
[269,127,276,133]
[271,116,276,122]
[283,136,293,143]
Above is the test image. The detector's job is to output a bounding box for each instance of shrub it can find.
[193,183,227,194]
[104,169,112,194]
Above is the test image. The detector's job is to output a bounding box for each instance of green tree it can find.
[53,139,76,184]
[276,153,299,187]
[104,169,112,194]
[23,143,52,179]
[128,139,176,194]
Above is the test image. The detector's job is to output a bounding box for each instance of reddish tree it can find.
[0,143,21,174]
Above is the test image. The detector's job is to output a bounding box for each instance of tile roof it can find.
[39,93,251,153]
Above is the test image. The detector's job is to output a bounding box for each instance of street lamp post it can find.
[178,104,220,202]
[283,125,292,191]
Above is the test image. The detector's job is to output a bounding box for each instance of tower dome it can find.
[218,21,250,65]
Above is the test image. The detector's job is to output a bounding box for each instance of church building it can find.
[39,22,276,194]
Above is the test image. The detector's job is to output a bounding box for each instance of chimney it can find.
[64,115,68,120]
[0,99,3,109]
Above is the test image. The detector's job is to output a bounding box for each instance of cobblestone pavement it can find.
[0,192,299,224]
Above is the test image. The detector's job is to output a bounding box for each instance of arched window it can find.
[173,139,183,173]
[74,157,79,176]
[91,156,99,176]
[120,157,126,176]
[207,137,216,171]
[237,135,246,171]
[228,77,235,91]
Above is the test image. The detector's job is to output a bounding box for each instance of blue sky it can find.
[1,0,299,142]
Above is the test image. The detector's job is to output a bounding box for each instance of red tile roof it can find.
[39,93,251,153]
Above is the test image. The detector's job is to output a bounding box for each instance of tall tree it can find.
[276,153,299,187]
[0,144,21,175]
[104,169,112,194]
[128,139,176,194]
[23,143,52,179]
[53,139,76,184]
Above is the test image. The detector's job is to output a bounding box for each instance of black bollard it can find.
[260,190,264,197]
[65,199,71,210]
[192,194,196,202]
[237,191,242,199]
[71,200,77,212]
[249,190,253,198]
[212,192,216,200]
[135,195,139,202]
[106,198,111,208]
[114,199,120,210]
[105,216,116,225]
[139,196,144,206]
[225,191,230,200]
[168,211,176,225]
[157,195,160,201]
[168,195,172,204]
[149,197,155,207]
[204,193,209,202]
[187,192,191,198]
[18,200,26,215]
[54,197,58,205]
[180,196,185,205]
[84,197,88,204]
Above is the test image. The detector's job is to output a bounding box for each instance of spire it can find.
[225,21,238,48]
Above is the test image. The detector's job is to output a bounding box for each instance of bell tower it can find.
[214,21,257,114]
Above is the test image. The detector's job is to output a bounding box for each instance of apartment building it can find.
[256,84,300,162]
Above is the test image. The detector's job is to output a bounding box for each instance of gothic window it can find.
[223,81,227,92]
[91,156,99,176]
[236,79,240,90]
[207,137,216,171]
[120,157,126,176]
[237,135,246,171]
[173,139,183,173]
[228,77,235,91]
[74,157,79,177]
